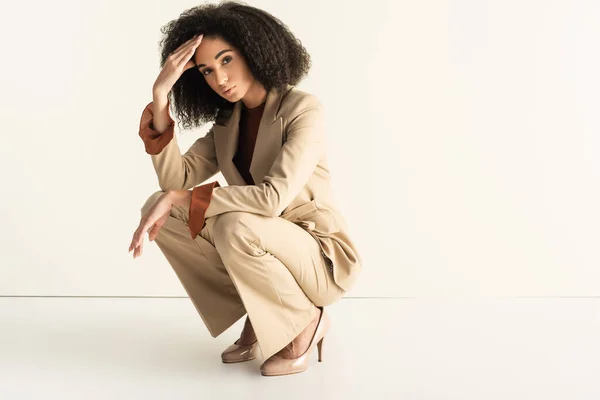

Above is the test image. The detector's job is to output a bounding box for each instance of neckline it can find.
[242,101,266,112]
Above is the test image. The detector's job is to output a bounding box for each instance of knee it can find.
[141,190,167,217]
[317,286,346,307]
[212,211,255,238]
[212,212,262,253]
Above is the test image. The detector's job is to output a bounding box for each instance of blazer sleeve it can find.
[202,97,326,221]
[139,100,220,191]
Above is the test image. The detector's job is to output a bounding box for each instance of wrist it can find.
[152,86,168,101]
[167,190,192,209]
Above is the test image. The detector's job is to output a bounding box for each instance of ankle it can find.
[238,316,256,345]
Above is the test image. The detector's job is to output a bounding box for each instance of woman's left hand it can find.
[128,192,174,259]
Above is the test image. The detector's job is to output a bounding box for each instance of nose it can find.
[215,70,228,87]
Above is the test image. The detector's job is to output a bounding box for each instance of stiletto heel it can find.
[317,337,324,362]
[261,306,331,376]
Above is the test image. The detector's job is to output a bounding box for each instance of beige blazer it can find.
[149,84,362,292]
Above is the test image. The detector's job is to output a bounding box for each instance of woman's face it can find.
[193,35,255,102]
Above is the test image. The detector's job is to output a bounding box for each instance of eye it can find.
[202,56,232,76]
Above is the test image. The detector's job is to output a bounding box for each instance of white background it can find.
[0,0,598,297]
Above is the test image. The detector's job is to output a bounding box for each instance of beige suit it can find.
[141,84,362,360]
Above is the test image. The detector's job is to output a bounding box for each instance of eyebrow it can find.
[197,49,233,68]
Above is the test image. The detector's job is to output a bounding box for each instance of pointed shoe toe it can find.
[221,339,259,363]
[260,354,309,376]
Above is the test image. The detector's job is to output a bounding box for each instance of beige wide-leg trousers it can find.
[141,191,345,361]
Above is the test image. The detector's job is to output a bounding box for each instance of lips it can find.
[222,86,235,95]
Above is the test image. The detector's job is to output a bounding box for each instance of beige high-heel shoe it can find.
[221,316,259,363]
[221,338,259,363]
[260,306,330,376]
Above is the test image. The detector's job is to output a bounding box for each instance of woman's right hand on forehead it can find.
[153,34,204,96]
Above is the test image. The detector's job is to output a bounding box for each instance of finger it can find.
[146,224,154,241]
[148,223,161,242]
[184,59,197,72]
[174,35,203,66]
[129,233,138,253]
[129,225,143,251]
[133,241,143,259]
[136,220,153,248]
[172,34,203,61]
[173,35,200,54]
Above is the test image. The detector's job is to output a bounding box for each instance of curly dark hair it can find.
[157,1,312,130]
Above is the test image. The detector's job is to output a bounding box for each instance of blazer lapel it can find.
[249,87,286,184]
[213,85,291,186]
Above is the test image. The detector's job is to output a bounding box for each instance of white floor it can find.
[0,297,599,400]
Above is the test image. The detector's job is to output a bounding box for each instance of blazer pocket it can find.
[280,199,318,222]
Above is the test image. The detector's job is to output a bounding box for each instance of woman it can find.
[128,1,362,377]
